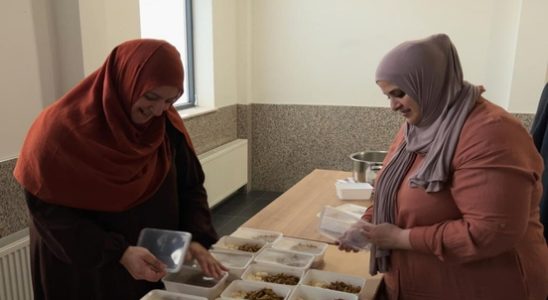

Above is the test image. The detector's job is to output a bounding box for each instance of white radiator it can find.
[0,233,32,300]
[198,139,248,207]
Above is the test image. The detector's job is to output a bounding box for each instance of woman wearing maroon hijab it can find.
[339,34,548,299]
[14,39,226,299]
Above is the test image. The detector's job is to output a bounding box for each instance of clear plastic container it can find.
[253,248,314,270]
[301,269,365,295]
[230,227,283,244]
[271,237,328,267]
[318,206,370,250]
[140,289,207,300]
[212,236,267,255]
[241,263,304,286]
[220,279,292,300]
[137,228,192,273]
[209,249,254,277]
[163,265,228,300]
[287,285,358,300]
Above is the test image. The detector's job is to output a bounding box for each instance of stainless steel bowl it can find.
[349,151,388,184]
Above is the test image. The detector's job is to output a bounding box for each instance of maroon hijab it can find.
[14,39,194,212]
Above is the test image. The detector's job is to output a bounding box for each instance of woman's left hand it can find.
[361,222,412,250]
[186,242,228,279]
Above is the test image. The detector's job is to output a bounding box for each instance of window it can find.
[139,0,195,109]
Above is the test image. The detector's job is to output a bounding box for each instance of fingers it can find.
[143,253,166,273]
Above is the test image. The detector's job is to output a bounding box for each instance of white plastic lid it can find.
[137,228,192,273]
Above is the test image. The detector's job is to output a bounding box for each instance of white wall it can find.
[248,0,547,112]
[78,0,141,75]
[1,0,47,160]
[508,0,548,113]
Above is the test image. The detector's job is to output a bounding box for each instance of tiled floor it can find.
[211,188,282,237]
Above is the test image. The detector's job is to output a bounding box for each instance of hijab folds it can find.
[370,34,484,274]
[14,39,194,212]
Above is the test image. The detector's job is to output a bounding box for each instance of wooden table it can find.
[242,169,382,300]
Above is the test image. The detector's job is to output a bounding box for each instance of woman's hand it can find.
[120,246,167,282]
[337,221,371,252]
[362,222,412,250]
[186,242,228,279]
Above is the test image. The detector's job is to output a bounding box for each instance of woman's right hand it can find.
[120,246,167,282]
[337,220,371,252]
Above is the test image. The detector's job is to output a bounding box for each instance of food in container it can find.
[212,236,267,255]
[241,263,304,286]
[220,280,291,300]
[301,269,365,295]
[230,227,283,244]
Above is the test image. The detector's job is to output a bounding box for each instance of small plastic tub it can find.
[137,228,192,273]
[335,182,373,200]
[141,289,208,300]
[241,263,304,287]
[318,206,370,250]
[287,284,358,300]
[230,227,283,244]
[209,249,254,277]
[220,279,292,300]
[271,237,328,267]
[163,265,228,300]
[253,248,314,271]
[212,236,267,255]
[301,269,365,295]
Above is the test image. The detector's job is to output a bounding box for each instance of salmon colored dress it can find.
[367,99,548,300]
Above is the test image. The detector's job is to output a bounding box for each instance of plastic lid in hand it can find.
[137,228,192,273]
[318,206,370,250]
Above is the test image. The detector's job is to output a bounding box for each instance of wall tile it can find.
[0,159,29,239]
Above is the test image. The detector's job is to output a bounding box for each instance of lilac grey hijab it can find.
[370,34,483,275]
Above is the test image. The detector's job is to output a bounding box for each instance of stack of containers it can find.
[208,226,367,300]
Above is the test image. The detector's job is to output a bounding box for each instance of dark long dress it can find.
[25,122,218,300]
[530,82,548,242]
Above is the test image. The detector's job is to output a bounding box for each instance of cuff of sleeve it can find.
[362,207,374,222]
[104,233,130,265]
[409,227,430,253]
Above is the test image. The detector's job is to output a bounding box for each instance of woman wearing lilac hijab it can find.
[339,34,548,299]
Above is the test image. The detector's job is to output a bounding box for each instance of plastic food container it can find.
[318,206,370,250]
[253,248,314,271]
[241,263,304,287]
[209,249,254,277]
[271,237,328,267]
[137,228,192,273]
[335,181,373,200]
[301,269,365,295]
[287,284,359,300]
[163,265,228,300]
[220,279,292,300]
[212,236,267,255]
[230,227,283,244]
[141,289,208,300]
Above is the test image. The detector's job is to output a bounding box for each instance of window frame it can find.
[174,0,196,110]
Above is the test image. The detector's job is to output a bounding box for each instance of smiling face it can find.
[377,80,422,125]
[130,85,180,124]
